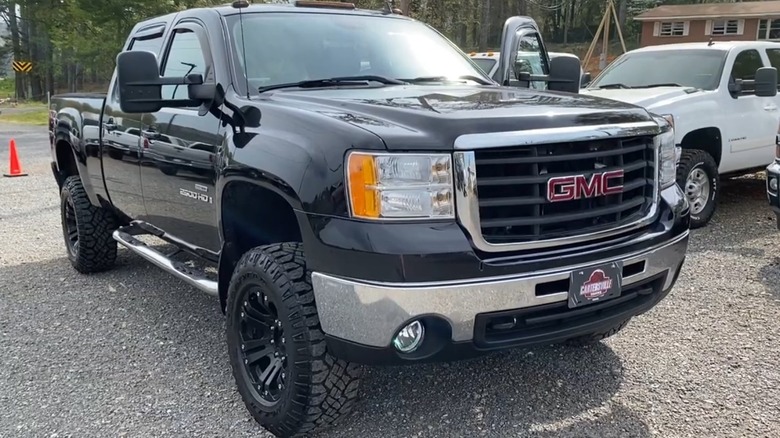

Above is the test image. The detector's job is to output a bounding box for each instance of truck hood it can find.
[580,86,700,110]
[265,85,656,151]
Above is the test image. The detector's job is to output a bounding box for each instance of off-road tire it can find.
[226,242,363,438]
[564,317,632,347]
[60,175,118,274]
[676,149,719,229]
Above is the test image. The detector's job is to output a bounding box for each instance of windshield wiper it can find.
[400,75,492,85]
[258,75,407,93]
[634,83,685,88]
[596,83,632,89]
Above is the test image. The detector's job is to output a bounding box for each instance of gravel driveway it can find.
[1,123,779,437]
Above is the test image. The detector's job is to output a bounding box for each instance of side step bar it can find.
[112,225,218,297]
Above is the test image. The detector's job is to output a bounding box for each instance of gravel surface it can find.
[1,123,779,438]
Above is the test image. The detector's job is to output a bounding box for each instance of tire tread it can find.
[227,242,362,437]
[61,175,118,273]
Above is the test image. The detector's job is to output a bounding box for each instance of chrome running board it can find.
[113,224,218,297]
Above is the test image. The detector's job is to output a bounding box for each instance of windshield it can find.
[227,12,490,94]
[589,49,728,90]
[471,58,497,76]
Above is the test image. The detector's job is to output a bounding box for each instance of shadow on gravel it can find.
[688,175,776,254]
[758,261,780,305]
[1,253,649,437]
[318,343,649,438]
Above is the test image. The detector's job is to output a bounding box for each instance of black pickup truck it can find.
[48,1,690,437]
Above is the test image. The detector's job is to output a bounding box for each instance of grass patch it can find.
[0,108,49,126]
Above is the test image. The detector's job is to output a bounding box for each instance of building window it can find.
[658,21,687,37]
[710,19,742,35]
[758,19,780,40]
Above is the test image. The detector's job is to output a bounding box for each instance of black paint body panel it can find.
[47,4,678,292]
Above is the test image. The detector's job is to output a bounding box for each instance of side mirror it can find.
[514,58,532,81]
[754,66,778,97]
[728,77,742,98]
[115,50,205,113]
[548,55,581,94]
[581,72,592,88]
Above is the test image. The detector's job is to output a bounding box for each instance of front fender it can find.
[646,94,721,146]
[219,102,386,218]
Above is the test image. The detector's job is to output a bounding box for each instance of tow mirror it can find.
[754,67,778,97]
[514,58,533,81]
[115,50,205,113]
[548,55,581,94]
[581,72,592,88]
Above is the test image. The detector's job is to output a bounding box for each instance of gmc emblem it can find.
[547,170,624,202]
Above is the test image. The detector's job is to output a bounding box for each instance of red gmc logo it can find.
[547,170,624,202]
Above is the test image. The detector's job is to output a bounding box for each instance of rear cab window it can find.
[730,49,764,94]
[111,26,166,102]
[765,48,780,89]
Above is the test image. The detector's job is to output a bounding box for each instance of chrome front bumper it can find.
[311,230,689,348]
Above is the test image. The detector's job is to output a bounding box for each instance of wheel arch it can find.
[217,177,306,313]
[680,127,722,168]
[53,137,79,188]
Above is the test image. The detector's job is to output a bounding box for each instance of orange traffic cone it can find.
[3,138,28,177]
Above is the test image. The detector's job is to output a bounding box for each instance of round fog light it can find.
[771,177,778,192]
[392,320,425,353]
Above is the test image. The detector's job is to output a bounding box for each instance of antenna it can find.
[382,1,402,14]
[233,0,251,98]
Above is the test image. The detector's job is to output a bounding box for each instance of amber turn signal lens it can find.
[347,153,380,219]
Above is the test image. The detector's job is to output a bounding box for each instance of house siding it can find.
[640,18,760,47]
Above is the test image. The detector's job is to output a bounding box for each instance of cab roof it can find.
[213,1,412,19]
[631,40,780,53]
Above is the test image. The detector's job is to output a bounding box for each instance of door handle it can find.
[764,104,778,111]
[141,129,159,144]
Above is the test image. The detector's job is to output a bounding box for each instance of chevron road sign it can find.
[12,61,32,73]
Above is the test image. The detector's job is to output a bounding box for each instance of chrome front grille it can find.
[453,121,661,253]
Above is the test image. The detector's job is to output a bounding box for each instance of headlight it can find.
[654,115,677,189]
[346,152,454,220]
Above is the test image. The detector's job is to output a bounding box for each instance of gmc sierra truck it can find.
[48,2,695,437]
[582,41,780,229]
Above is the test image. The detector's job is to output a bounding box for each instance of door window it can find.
[161,29,207,101]
[730,49,764,94]
[765,48,780,88]
[512,32,548,90]
[112,33,165,103]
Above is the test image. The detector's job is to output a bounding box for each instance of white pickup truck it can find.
[581,41,780,228]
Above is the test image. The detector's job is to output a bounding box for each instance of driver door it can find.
[723,48,778,169]
[137,22,222,252]
[496,17,551,89]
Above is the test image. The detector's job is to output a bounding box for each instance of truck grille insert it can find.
[473,135,656,244]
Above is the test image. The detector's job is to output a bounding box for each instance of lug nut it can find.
[241,344,245,351]
[244,359,248,364]
[240,312,245,318]
[271,339,274,344]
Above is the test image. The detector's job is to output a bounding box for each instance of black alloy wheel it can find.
[58,175,118,273]
[62,194,79,256]
[226,243,364,438]
[236,287,289,406]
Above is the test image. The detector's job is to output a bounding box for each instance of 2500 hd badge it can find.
[180,187,213,204]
